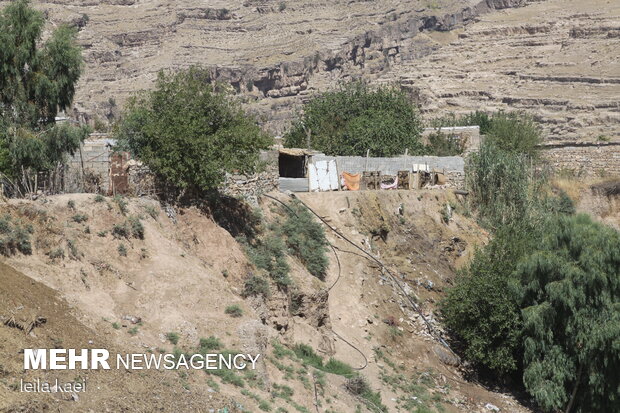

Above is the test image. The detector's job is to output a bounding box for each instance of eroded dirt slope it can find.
[1,191,533,412]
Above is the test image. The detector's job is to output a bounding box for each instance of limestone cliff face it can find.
[4,0,617,142]
[375,0,620,142]
[0,0,529,133]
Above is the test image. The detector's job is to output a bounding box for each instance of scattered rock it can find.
[433,344,461,367]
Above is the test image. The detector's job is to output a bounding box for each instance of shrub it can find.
[72,213,88,223]
[0,216,33,256]
[166,332,180,345]
[67,239,80,259]
[97,230,107,237]
[292,344,355,378]
[258,400,272,412]
[210,368,245,387]
[324,358,354,377]
[345,376,388,412]
[428,110,541,157]
[67,200,76,210]
[113,195,128,215]
[284,81,423,156]
[94,194,104,202]
[293,344,324,369]
[441,222,540,375]
[245,235,291,287]
[128,327,138,336]
[485,111,542,157]
[112,322,120,330]
[112,222,130,239]
[272,340,295,359]
[544,189,576,215]
[425,131,466,156]
[47,247,64,260]
[466,140,537,228]
[225,304,243,318]
[117,243,127,257]
[144,204,158,220]
[114,67,272,192]
[281,201,329,280]
[345,376,370,396]
[272,383,294,400]
[199,336,222,351]
[243,275,271,298]
[128,216,145,239]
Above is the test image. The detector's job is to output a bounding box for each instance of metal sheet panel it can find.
[308,160,338,191]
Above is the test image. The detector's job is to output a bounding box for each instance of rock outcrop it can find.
[3,0,616,142]
[375,0,620,141]
[1,0,530,133]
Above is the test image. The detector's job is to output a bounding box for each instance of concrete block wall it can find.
[311,155,465,175]
[310,154,466,189]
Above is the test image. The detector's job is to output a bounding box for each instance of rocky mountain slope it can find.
[2,0,617,140]
[0,0,529,132]
[3,0,618,141]
[0,191,533,412]
[376,0,620,142]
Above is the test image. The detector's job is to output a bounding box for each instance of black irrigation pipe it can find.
[289,194,458,357]
[261,193,368,371]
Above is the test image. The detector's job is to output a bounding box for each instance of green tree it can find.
[0,0,83,126]
[485,111,542,157]
[284,82,423,156]
[466,140,537,228]
[441,222,541,375]
[427,111,539,154]
[516,214,620,413]
[0,0,86,189]
[115,67,272,193]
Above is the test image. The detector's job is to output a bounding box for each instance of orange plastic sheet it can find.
[341,172,361,191]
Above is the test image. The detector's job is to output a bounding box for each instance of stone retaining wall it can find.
[219,150,280,204]
[541,141,620,177]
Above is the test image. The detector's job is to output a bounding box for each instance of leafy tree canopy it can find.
[0,0,87,186]
[428,110,542,157]
[516,214,620,413]
[0,0,82,126]
[441,221,541,375]
[442,213,620,413]
[114,67,272,192]
[284,82,424,156]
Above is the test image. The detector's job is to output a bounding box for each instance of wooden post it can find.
[79,143,85,191]
[304,127,312,150]
[412,172,420,190]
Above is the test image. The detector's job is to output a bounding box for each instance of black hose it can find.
[261,193,369,371]
[290,194,458,356]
